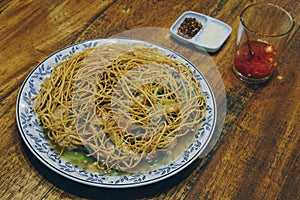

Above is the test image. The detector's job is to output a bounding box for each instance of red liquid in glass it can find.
[234,40,277,79]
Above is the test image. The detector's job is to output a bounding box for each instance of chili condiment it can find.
[234,40,277,79]
[177,17,203,39]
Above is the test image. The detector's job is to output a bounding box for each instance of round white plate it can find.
[16,38,216,188]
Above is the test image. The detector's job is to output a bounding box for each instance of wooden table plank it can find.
[0,0,299,199]
[186,4,300,200]
[0,1,115,199]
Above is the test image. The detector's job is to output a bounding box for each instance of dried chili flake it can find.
[177,17,203,39]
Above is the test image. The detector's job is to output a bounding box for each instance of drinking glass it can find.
[233,3,295,84]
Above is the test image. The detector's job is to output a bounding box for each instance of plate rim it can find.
[16,38,217,188]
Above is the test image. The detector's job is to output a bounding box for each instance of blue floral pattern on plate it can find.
[16,38,216,188]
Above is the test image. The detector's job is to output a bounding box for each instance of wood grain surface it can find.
[0,0,299,199]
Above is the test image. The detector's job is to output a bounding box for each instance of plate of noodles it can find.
[16,38,216,188]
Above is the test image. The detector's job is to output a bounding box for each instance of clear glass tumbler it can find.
[233,3,295,84]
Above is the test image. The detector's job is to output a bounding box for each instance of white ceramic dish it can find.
[16,38,216,188]
[170,11,232,52]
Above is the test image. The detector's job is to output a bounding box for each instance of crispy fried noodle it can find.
[34,43,206,172]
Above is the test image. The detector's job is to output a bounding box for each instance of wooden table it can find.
[1,0,299,199]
